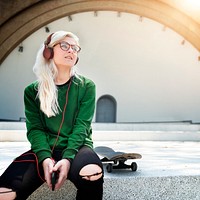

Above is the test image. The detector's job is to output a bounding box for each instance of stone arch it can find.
[0,0,200,64]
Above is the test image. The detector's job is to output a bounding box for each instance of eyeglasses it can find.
[56,41,81,53]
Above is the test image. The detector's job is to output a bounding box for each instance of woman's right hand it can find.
[42,158,55,189]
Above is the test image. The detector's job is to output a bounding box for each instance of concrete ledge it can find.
[27,175,200,200]
[1,121,200,131]
[93,131,200,141]
[0,130,27,141]
[0,130,200,142]
[1,122,200,142]
[27,180,76,200]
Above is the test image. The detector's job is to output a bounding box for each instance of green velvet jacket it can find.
[24,76,95,163]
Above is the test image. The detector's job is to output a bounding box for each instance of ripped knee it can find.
[79,164,103,181]
[0,188,16,200]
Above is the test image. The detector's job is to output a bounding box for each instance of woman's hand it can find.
[52,159,71,190]
[42,158,55,189]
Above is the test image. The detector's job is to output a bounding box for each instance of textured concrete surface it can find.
[1,141,200,199]
[26,176,200,200]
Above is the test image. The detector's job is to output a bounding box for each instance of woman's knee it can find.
[79,164,103,181]
[0,188,16,200]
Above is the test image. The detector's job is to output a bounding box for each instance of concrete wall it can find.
[0,11,200,122]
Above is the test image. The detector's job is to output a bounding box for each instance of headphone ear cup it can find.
[43,47,54,60]
[43,33,54,60]
[75,57,79,65]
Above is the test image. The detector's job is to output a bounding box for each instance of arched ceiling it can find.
[0,0,200,64]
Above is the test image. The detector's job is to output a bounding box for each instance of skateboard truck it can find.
[106,161,138,173]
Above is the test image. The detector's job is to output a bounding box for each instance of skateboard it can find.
[94,146,142,173]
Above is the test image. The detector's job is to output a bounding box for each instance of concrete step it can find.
[27,175,200,200]
[1,141,200,200]
[0,130,200,142]
[1,120,200,142]
[1,121,200,131]
[92,122,200,131]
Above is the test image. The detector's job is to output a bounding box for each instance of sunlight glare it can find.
[184,0,200,7]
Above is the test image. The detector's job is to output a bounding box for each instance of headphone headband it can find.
[44,33,54,46]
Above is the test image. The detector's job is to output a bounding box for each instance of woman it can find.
[0,31,104,200]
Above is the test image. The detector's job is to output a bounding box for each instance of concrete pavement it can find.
[1,140,200,177]
[0,140,200,199]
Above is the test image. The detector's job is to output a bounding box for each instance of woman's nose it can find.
[67,46,74,53]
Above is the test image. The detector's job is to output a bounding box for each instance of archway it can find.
[1,0,200,64]
[96,95,117,123]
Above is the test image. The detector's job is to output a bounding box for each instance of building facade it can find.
[0,1,200,123]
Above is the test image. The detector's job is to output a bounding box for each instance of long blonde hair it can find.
[33,31,80,117]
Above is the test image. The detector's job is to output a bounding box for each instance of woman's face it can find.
[53,36,80,69]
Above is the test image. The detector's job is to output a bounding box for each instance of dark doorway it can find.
[96,95,116,122]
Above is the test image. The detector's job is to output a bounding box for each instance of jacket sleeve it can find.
[24,84,52,163]
[62,79,96,160]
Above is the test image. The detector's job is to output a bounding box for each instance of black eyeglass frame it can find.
[55,41,81,53]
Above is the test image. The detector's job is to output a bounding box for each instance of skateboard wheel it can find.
[106,163,113,173]
[131,162,137,171]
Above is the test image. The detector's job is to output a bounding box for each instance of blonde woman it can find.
[0,31,103,200]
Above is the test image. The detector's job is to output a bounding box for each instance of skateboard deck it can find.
[94,146,142,173]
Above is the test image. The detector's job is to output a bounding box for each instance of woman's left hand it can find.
[52,159,71,190]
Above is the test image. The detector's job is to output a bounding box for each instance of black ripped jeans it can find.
[0,146,104,200]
